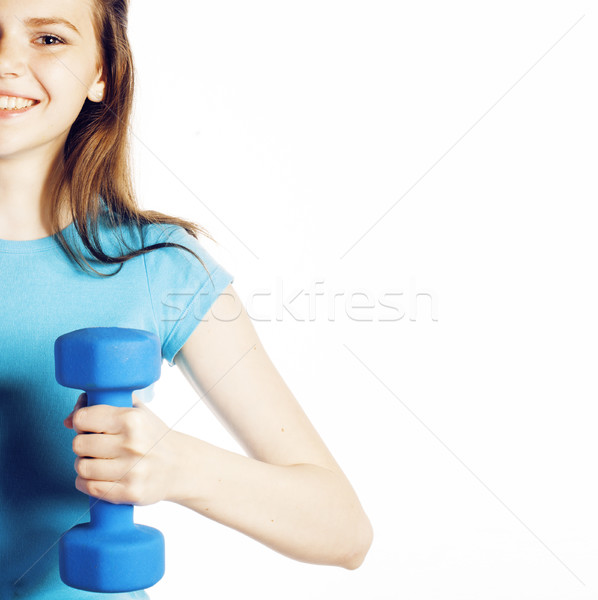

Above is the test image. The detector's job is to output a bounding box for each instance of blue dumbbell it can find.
[54,327,165,593]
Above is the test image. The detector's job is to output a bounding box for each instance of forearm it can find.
[164,431,372,569]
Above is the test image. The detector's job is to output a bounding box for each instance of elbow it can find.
[340,513,374,570]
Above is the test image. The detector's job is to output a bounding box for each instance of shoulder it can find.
[139,223,235,366]
[140,223,228,280]
[140,222,189,247]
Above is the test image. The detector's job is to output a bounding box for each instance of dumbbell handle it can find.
[84,389,136,531]
[87,389,133,409]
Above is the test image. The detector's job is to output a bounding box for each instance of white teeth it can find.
[0,96,36,110]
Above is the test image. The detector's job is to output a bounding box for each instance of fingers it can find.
[74,405,138,435]
[64,394,144,430]
[75,477,139,506]
[74,455,124,481]
[73,431,121,460]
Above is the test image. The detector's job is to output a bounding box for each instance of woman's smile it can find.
[0,97,40,118]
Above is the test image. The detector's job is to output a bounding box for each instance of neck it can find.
[0,149,71,240]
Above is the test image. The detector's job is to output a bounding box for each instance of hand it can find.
[63,392,178,506]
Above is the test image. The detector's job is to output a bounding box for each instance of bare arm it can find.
[167,284,373,569]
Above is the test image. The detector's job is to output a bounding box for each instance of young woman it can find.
[0,1,373,598]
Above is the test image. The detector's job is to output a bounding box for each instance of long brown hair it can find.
[48,0,212,277]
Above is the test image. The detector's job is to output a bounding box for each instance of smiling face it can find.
[0,0,105,160]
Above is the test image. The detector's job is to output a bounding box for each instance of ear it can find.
[88,66,106,102]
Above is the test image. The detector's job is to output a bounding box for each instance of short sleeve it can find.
[142,224,234,367]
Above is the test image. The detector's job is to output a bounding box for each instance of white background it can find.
[126,1,597,598]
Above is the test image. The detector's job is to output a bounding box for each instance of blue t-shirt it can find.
[0,209,234,599]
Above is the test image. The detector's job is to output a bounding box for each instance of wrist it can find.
[164,430,211,506]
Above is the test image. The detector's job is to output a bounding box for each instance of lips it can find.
[0,90,40,102]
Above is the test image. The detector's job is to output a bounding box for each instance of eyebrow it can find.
[22,17,81,37]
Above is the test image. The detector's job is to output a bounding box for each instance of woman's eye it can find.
[36,34,65,46]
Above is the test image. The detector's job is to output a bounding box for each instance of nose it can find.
[0,38,26,78]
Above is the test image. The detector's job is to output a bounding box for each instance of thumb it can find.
[132,392,145,408]
[63,393,88,429]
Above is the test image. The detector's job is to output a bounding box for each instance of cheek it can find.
[47,80,93,126]
[34,57,95,103]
